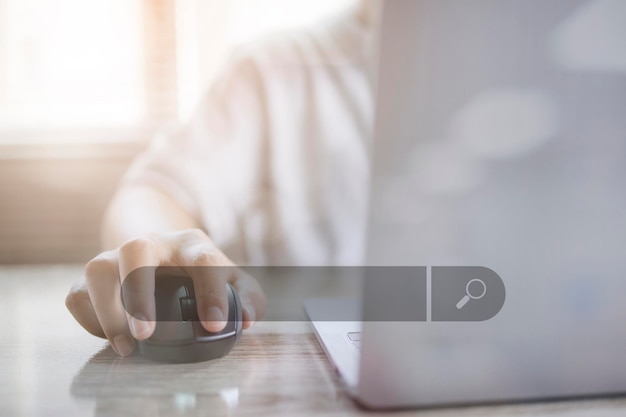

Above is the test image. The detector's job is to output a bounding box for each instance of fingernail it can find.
[243,305,256,324]
[129,315,151,339]
[112,334,135,356]
[203,306,226,331]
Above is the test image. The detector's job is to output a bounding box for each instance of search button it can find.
[455,278,486,309]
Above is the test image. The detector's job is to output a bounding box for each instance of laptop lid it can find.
[358,0,626,408]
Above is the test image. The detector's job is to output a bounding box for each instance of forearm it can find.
[101,185,200,250]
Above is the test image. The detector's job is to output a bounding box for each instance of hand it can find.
[65,229,266,356]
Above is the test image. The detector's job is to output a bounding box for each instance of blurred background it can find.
[0,0,355,264]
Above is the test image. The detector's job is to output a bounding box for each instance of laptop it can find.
[306,0,626,409]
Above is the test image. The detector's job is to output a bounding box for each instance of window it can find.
[0,0,356,139]
[0,0,145,129]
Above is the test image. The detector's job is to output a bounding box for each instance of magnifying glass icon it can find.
[456,279,486,309]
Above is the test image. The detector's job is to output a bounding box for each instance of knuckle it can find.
[64,289,84,312]
[190,247,221,266]
[120,237,156,255]
[187,228,207,239]
[84,256,112,280]
[178,228,208,243]
[65,291,94,321]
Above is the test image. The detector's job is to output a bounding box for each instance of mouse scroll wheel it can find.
[179,297,199,321]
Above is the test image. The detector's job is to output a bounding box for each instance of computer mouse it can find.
[136,272,242,363]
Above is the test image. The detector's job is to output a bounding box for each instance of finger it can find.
[117,237,161,340]
[179,244,232,333]
[230,268,266,329]
[65,275,106,338]
[84,251,135,356]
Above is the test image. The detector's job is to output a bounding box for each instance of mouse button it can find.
[148,321,196,345]
[227,289,237,322]
[156,299,183,321]
[179,296,199,321]
[154,286,188,321]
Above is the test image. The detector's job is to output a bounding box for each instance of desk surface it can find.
[1,265,626,417]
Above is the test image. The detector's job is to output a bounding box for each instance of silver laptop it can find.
[306,0,626,409]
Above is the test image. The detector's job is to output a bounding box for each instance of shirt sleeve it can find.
[121,52,269,248]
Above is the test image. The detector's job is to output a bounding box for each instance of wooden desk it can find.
[1,265,625,416]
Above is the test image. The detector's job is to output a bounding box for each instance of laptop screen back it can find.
[360,0,626,407]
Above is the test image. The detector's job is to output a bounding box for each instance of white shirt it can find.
[124,10,375,266]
